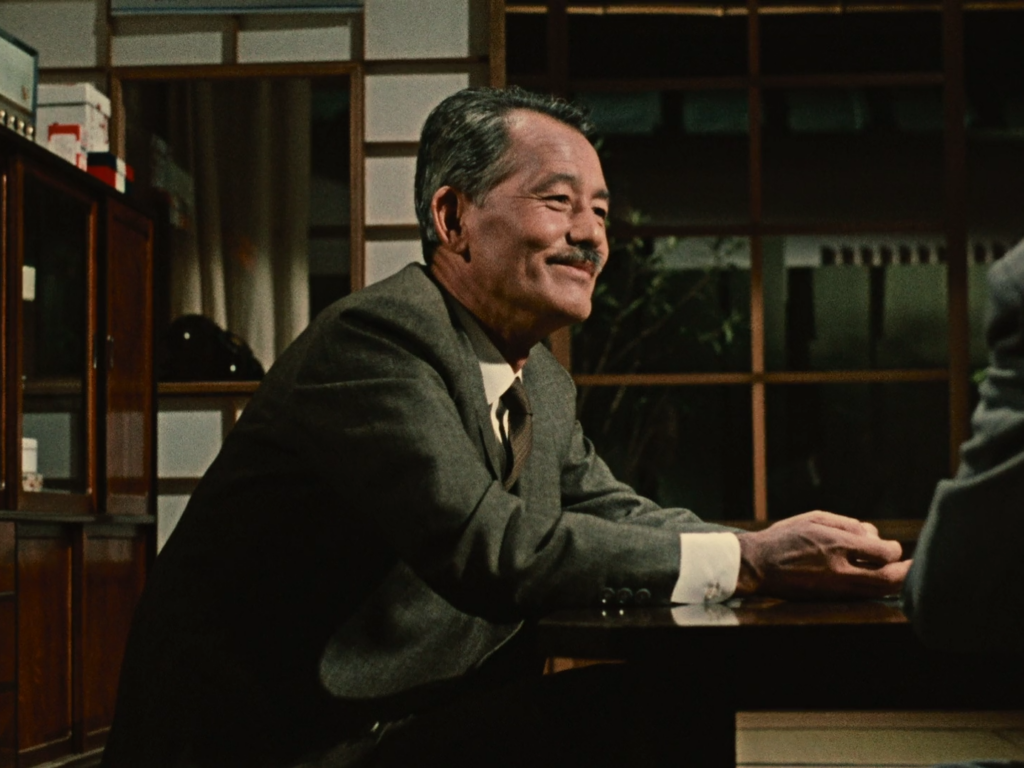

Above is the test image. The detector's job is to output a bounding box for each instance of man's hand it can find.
[734,511,911,600]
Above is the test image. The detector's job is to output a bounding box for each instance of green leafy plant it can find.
[572,212,748,496]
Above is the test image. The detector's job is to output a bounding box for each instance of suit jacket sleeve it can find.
[902,244,1024,652]
[285,283,688,622]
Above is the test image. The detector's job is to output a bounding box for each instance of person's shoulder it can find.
[523,342,577,410]
[340,262,440,317]
[983,240,1024,345]
[525,342,573,381]
[312,263,450,339]
[989,238,1024,292]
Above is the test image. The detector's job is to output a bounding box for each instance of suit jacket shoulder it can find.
[902,240,1024,651]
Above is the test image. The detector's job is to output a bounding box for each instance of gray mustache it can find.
[550,248,604,272]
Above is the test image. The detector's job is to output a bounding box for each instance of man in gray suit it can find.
[903,241,1024,768]
[103,87,909,768]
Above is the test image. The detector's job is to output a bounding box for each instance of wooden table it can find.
[537,598,1024,767]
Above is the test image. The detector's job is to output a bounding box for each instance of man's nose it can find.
[567,209,606,249]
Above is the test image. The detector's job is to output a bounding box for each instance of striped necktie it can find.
[497,378,533,491]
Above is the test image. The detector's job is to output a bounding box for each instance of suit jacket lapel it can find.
[468,372,504,482]
[438,287,506,483]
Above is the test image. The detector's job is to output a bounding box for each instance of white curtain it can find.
[167,79,311,369]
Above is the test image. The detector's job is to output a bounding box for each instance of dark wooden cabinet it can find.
[16,526,73,764]
[101,201,154,517]
[1,125,154,766]
[0,525,15,768]
[79,526,147,754]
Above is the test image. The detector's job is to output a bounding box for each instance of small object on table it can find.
[22,472,43,492]
[21,437,43,492]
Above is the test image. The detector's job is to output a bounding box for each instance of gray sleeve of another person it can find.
[903,241,1024,653]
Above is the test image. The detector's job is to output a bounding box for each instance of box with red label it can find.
[36,83,110,155]
[46,123,87,170]
[87,152,134,193]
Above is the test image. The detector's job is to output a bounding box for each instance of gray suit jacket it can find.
[104,264,730,766]
[903,241,1024,652]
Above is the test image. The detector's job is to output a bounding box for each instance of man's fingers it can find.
[822,558,911,599]
[844,533,903,566]
[851,558,912,594]
[802,510,872,534]
[796,511,882,540]
[755,512,910,600]
[888,558,912,580]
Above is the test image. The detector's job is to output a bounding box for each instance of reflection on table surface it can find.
[541,596,907,630]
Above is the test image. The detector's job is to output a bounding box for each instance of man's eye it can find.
[545,195,571,206]
[593,207,608,219]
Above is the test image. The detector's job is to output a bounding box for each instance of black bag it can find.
[158,314,265,382]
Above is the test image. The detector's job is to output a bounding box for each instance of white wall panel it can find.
[365,155,416,225]
[112,17,223,66]
[157,411,223,477]
[366,73,468,142]
[112,32,222,66]
[365,0,487,60]
[238,20,352,63]
[365,240,423,285]
[157,495,190,552]
[0,1,98,68]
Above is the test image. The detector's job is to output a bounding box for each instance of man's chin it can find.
[550,300,592,328]
[524,288,594,334]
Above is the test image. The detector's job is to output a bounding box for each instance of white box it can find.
[22,265,36,301]
[43,122,87,170]
[36,83,110,153]
[21,437,37,474]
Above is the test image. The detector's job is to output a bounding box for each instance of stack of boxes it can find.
[87,151,134,193]
[36,83,109,169]
[35,83,133,192]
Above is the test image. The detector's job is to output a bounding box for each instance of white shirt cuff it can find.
[671,532,741,604]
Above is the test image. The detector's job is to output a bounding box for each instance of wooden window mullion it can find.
[490,0,508,88]
[942,0,970,476]
[748,0,768,521]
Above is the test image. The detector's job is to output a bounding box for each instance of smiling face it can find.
[429,109,610,363]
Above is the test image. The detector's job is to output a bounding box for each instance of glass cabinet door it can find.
[19,168,95,505]
[104,199,153,515]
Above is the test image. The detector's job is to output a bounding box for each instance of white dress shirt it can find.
[453,304,741,604]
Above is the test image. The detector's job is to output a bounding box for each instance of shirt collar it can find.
[452,302,521,406]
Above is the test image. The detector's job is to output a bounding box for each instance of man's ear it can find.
[430,186,471,258]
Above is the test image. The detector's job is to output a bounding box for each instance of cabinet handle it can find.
[107,335,115,370]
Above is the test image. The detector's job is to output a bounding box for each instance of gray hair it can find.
[414,86,595,263]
